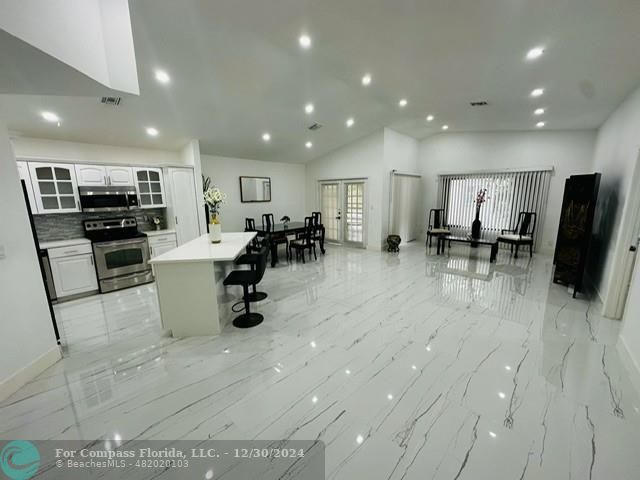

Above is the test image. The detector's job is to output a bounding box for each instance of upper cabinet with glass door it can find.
[28,162,80,213]
[133,167,166,208]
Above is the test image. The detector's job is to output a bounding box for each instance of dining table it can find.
[254,221,326,267]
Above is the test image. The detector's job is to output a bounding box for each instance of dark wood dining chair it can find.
[289,217,317,263]
[262,213,289,260]
[244,217,263,253]
[426,208,451,248]
[497,212,537,258]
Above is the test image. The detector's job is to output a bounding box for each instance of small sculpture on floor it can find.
[387,234,401,252]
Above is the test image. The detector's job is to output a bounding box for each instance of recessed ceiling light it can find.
[526,46,545,61]
[398,98,408,107]
[298,34,312,49]
[426,115,434,122]
[531,88,545,97]
[534,108,545,116]
[442,125,449,131]
[361,74,372,86]
[536,121,546,128]
[305,103,315,114]
[154,69,170,84]
[146,127,159,137]
[41,111,60,122]
[346,117,355,127]
[305,141,313,149]
[262,132,271,142]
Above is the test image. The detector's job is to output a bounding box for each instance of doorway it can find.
[319,179,367,248]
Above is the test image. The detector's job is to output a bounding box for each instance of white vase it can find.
[209,223,222,243]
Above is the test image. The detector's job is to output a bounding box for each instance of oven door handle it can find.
[94,238,148,248]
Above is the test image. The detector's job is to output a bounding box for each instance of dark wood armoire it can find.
[553,173,601,297]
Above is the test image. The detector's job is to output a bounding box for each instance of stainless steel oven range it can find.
[84,217,153,293]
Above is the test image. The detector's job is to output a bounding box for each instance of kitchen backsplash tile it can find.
[34,208,167,242]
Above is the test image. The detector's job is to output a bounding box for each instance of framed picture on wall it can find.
[240,176,272,202]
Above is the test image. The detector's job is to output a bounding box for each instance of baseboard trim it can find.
[0,346,61,402]
[617,337,640,398]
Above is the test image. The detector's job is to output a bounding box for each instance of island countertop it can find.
[149,232,256,264]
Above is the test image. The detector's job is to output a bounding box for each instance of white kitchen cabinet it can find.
[106,166,134,186]
[76,164,134,187]
[134,167,166,208]
[49,247,98,298]
[148,232,178,258]
[16,161,38,213]
[28,162,80,213]
[165,168,200,245]
[75,164,107,186]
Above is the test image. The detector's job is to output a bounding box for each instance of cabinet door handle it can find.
[64,250,78,255]
[175,216,179,224]
[77,200,80,210]
[90,256,94,265]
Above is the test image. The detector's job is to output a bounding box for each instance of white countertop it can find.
[144,229,176,237]
[150,232,256,264]
[40,238,91,250]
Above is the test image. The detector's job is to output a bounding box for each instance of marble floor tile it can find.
[1,243,640,479]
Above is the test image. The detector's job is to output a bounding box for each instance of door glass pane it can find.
[35,167,53,180]
[60,196,76,209]
[57,182,73,194]
[137,171,148,181]
[54,167,71,180]
[149,170,160,181]
[104,248,143,269]
[42,197,59,210]
[150,182,161,192]
[139,182,150,193]
[152,194,163,204]
[345,183,364,244]
[321,183,339,241]
[39,182,56,194]
[140,194,151,205]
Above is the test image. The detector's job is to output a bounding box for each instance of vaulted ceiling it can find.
[2,0,640,162]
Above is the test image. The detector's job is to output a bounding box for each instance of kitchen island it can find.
[150,232,257,336]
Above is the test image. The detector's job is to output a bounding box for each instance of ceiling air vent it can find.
[308,123,323,131]
[101,96,122,106]
[470,101,488,107]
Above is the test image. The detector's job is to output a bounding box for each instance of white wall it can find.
[0,0,138,94]
[0,122,60,400]
[201,154,306,233]
[589,85,640,301]
[417,130,597,253]
[588,85,640,371]
[305,131,385,249]
[11,136,183,166]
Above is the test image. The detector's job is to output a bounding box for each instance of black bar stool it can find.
[223,246,268,328]
[234,240,268,302]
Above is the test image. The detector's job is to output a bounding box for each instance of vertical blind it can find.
[437,168,552,250]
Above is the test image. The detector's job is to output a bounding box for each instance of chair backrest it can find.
[516,212,536,237]
[301,218,315,245]
[311,211,322,226]
[254,246,269,283]
[429,209,446,229]
[245,218,256,231]
[262,213,274,231]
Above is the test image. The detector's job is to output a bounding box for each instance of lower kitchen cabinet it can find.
[49,245,98,298]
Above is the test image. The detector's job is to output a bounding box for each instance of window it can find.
[438,169,552,248]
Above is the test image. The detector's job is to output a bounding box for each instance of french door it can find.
[319,180,366,247]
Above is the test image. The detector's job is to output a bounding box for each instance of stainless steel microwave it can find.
[78,186,139,212]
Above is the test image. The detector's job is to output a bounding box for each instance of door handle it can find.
[335,216,341,220]
[175,216,179,224]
